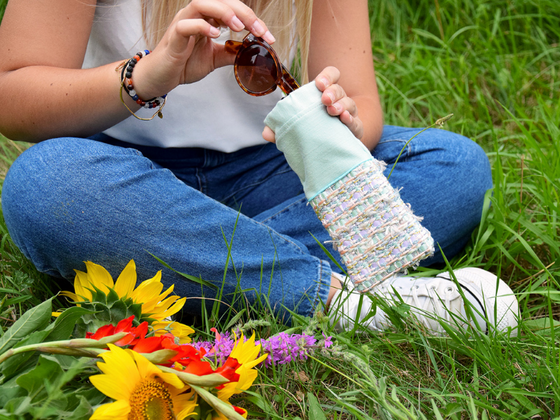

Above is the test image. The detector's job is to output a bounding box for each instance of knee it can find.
[453,133,492,190]
[421,128,493,195]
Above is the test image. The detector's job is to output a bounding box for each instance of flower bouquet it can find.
[0,260,332,420]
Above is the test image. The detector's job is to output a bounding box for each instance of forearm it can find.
[0,63,140,143]
[353,94,384,150]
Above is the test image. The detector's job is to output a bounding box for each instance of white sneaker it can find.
[330,268,519,336]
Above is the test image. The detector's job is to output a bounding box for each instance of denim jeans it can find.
[1,125,492,319]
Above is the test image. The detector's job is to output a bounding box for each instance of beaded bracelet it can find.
[117,50,167,120]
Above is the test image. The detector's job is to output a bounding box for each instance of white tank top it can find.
[83,0,286,152]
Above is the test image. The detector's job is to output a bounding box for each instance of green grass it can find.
[1,0,560,418]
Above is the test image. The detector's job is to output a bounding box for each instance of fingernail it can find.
[251,20,265,35]
[231,16,244,30]
[334,103,342,112]
[263,30,275,44]
[320,77,329,88]
[326,92,335,104]
[209,26,220,37]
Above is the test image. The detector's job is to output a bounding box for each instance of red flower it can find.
[89,320,242,383]
[234,406,247,415]
[86,316,148,346]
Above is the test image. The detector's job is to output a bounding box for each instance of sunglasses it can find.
[225,33,300,96]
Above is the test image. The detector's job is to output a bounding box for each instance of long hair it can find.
[140,0,313,83]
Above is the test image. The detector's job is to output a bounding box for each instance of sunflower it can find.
[90,344,197,420]
[60,260,192,341]
[214,334,268,419]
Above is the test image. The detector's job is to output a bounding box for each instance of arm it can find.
[0,0,274,143]
[308,0,383,150]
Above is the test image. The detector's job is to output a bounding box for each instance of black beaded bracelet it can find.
[118,50,167,120]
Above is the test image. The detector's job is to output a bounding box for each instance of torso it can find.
[83,0,284,152]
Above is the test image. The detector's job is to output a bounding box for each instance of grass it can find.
[1,0,560,418]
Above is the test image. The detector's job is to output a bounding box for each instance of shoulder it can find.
[0,0,98,71]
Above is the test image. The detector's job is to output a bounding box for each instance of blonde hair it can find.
[141,0,313,83]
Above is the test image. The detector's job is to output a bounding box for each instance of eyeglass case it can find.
[264,82,434,292]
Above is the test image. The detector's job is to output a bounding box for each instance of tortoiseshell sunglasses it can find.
[225,33,300,96]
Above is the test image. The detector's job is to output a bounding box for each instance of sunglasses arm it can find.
[279,65,300,96]
[224,40,243,55]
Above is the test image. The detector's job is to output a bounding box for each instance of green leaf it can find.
[0,298,53,355]
[524,318,560,335]
[46,306,96,342]
[0,381,27,406]
[16,356,63,398]
[307,393,327,420]
[107,298,129,322]
[149,253,217,289]
[105,288,120,306]
[66,395,95,420]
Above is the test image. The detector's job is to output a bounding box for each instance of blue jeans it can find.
[1,126,492,319]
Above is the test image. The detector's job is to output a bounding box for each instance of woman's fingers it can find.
[314,66,341,91]
[340,112,364,140]
[314,66,363,139]
[326,95,358,118]
[262,126,276,143]
[168,18,221,55]
[177,0,275,43]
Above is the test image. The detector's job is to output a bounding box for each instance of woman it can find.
[0,0,517,334]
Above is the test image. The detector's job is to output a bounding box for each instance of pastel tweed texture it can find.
[310,158,435,293]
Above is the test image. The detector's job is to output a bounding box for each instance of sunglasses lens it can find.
[236,45,278,93]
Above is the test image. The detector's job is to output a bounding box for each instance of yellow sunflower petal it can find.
[73,269,93,301]
[145,269,163,284]
[153,294,180,311]
[129,350,186,390]
[149,295,184,319]
[90,399,131,420]
[94,344,141,397]
[130,278,164,310]
[155,284,175,302]
[152,321,194,344]
[239,351,268,371]
[171,389,198,420]
[59,291,80,303]
[230,333,264,366]
[85,261,115,294]
[217,367,258,401]
[130,273,165,304]
[153,297,187,320]
[90,374,133,402]
[114,259,137,298]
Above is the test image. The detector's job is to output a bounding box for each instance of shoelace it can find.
[375,281,459,332]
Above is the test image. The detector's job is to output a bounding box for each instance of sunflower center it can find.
[128,378,175,420]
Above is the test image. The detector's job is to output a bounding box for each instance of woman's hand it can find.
[315,66,363,140]
[262,66,363,143]
[132,0,275,100]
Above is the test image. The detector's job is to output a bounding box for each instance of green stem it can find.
[0,332,127,364]
[386,113,453,180]
[159,365,229,387]
[306,353,364,388]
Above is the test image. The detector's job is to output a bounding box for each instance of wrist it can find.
[118,51,167,121]
[128,53,165,101]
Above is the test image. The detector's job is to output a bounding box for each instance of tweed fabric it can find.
[310,158,434,292]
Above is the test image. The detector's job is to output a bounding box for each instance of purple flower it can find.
[189,331,331,367]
